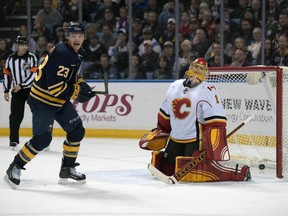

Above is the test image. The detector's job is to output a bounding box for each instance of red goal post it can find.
[207,66,288,178]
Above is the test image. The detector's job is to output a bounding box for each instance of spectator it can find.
[134,0,149,12]
[162,41,175,72]
[142,9,151,28]
[266,0,280,22]
[230,0,249,21]
[256,38,274,65]
[99,24,117,50]
[179,11,192,39]
[250,0,262,22]
[208,53,223,67]
[278,11,288,35]
[12,25,36,53]
[152,55,173,79]
[62,21,69,32]
[230,48,252,66]
[178,39,194,71]
[188,17,200,40]
[278,0,288,12]
[125,54,146,79]
[233,18,254,46]
[206,42,230,66]
[115,6,128,33]
[108,28,128,74]
[247,27,262,65]
[0,38,13,80]
[232,36,253,63]
[158,0,176,31]
[94,0,119,22]
[272,34,288,66]
[83,23,98,49]
[38,41,55,64]
[188,0,200,19]
[96,8,117,32]
[265,12,280,39]
[221,19,235,45]
[61,0,79,22]
[35,0,62,38]
[141,40,159,76]
[201,9,216,40]
[159,18,176,47]
[243,7,261,28]
[82,35,107,79]
[147,0,162,15]
[92,54,120,80]
[31,17,51,42]
[147,10,162,41]
[35,35,48,60]
[191,28,211,58]
[54,27,65,44]
[132,18,143,46]
[198,2,209,20]
[138,27,161,56]
[89,0,104,22]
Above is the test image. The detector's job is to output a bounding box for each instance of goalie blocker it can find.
[140,122,251,182]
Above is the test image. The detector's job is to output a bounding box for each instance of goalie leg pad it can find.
[202,124,230,161]
[151,151,175,176]
[175,157,251,182]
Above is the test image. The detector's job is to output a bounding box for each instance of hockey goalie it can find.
[139,58,251,182]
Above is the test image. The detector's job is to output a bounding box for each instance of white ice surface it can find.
[1,137,288,216]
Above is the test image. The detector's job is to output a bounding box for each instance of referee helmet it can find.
[15,36,29,45]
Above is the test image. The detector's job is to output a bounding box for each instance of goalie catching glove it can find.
[139,128,169,151]
[71,78,96,103]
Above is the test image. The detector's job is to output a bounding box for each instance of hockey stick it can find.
[92,72,109,94]
[148,114,255,184]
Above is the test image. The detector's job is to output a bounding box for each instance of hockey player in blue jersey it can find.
[4,21,95,188]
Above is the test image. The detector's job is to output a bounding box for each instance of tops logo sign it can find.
[73,94,134,116]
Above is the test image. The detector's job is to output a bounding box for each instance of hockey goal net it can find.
[207,66,288,178]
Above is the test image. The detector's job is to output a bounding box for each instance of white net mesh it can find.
[207,66,288,178]
[281,67,288,178]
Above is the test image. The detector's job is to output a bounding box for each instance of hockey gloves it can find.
[71,79,96,103]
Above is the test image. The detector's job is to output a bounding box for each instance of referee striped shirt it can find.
[3,51,38,93]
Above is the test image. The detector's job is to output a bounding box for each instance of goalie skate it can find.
[58,162,86,185]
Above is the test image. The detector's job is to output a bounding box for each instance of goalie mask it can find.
[184,58,208,88]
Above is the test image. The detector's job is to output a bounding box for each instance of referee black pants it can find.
[9,88,30,144]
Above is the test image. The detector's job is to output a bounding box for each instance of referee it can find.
[3,36,38,148]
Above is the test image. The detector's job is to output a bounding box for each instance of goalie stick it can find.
[92,72,109,94]
[148,114,255,184]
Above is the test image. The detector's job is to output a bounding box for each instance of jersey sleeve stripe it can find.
[31,84,66,104]
[48,81,64,90]
[53,84,68,97]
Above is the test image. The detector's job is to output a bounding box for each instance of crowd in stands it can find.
[1,0,288,80]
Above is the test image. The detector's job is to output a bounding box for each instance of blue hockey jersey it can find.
[30,42,83,107]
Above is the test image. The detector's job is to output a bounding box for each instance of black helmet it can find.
[15,36,28,45]
[65,21,86,36]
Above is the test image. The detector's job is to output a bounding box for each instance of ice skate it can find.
[58,162,86,185]
[9,142,19,151]
[4,162,24,189]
